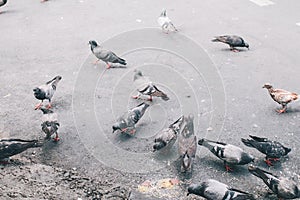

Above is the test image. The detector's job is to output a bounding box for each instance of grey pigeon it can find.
[178,114,197,173]
[112,102,149,135]
[40,108,60,142]
[157,9,178,33]
[33,75,62,110]
[88,40,126,69]
[212,35,249,52]
[249,166,300,199]
[132,70,169,101]
[263,83,298,113]
[153,116,184,152]
[198,138,254,172]
[0,139,43,163]
[0,0,7,13]
[242,135,291,166]
[187,179,256,200]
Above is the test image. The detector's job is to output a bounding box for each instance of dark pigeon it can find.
[187,179,256,200]
[263,83,298,113]
[88,40,126,69]
[0,139,43,163]
[112,102,149,135]
[33,75,62,110]
[212,35,249,52]
[198,138,254,172]
[40,108,60,142]
[153,116,184,152]
[249,166,300,199]
[242,135,291,166]
[132,70,169,101]
[178,114,197,173]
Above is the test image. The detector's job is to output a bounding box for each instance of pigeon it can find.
[187,179,256,200]
[0,139,43,164]
[198,138,254,172]
[132,70,169,101]
[88,40,126,69]
[40,108,60,141]
[0,0,7,13]
[212,35,249,52]
[153,116,184,152]
[262,83,298,113]
[157,9,178,33]
[178,114,197,173]
[33,75,62,110]
[248,166,300,199]
[242,135,291,166]
[112,102,149,135]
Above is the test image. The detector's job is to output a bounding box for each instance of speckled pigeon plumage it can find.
[187,179,256,200]
[112,102,149,135]
[242,135,291,166]
[40,108,60,142]
[263,83,298,113]
[132,70,169,101]
[198,138,254,172]
[0,139,43,162]
[212,35,249,52]
[249,166,300,199]
[33,75,62,110]
[153,116,184,152]
[88,40,126,69]
[157,9,178,33]
[178,114,197,173]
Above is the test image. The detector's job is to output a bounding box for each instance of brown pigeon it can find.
[263,83,298,113]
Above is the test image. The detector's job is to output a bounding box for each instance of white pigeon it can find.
[157,9,178,33]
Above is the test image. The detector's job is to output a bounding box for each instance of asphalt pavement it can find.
[1,0,300,199]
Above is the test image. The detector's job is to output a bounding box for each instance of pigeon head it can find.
[153,140,166,152]
[240,152,254,164]
[187,183,206,196]
[198,138,205,145]
[112,124,120,133]
[182,151,192,171]
[284,147,292,155]
[88,40,98,49]
[262,83,273,89]
[160,9,167,17]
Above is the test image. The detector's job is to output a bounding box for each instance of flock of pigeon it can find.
[1,4,300,200]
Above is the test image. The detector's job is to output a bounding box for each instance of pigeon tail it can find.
[241,138,257,148]
[116,57,127,65]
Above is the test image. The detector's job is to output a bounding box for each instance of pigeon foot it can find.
[46,104,52,109]
[225,165,233,172]
[34,103,43,110]
[276,109,286,113]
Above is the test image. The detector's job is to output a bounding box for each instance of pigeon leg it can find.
[53,132,60,142]
[265,159,274,166]
[277,105,287,113]
[224,163,233,172]
[148,96,153,102]
[93,59,100,65]
[121,128,128,133]
[34,101,43,110]
[132,95,140,99]
[46,102,52,109]
[129,129,136,135]
[0,160,10,165]
[105,62,111,69]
